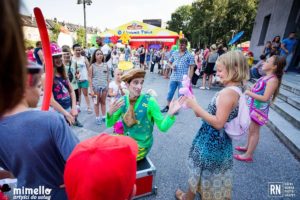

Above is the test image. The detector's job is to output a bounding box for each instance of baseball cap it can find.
[64,134,138,200]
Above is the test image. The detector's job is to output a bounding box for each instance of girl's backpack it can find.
[224,86,251,140]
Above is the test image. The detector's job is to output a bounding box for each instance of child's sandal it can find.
[175,189,187,200]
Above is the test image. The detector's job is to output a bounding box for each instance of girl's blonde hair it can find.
[216,51,249,84]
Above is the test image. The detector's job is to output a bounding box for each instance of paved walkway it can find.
[73,72,299,200]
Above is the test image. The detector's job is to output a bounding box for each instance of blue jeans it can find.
[284,53,293,71]
[250,68,261,79]
[167,81,183,102]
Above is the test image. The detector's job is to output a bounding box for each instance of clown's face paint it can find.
[127,78,144,99]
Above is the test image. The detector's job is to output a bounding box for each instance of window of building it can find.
[258,14,271,45]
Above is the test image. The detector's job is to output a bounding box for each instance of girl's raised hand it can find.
[184,96,198,110]
[70,108,78,117]
[65,112,75,125]
[90,91,95,97]
[245,90,251,96]
[108,98,124,115]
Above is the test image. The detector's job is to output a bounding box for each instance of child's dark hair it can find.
[52,57,68,80]
[28,73,42,87]
[259,54,266,60]
[36,41,42,47]
[90,49,104,64]
[72,43,81,50]
[62,45,71,53]
[179,38,188,45]
[27,62,43,87]
[272,35,281,42]
[272,55,286,101]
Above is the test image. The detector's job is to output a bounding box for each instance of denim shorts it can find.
[93,86,107,94]
[167,80,183,102]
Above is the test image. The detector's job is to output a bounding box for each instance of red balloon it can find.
[110,35,120,44]
[34,8,53,111]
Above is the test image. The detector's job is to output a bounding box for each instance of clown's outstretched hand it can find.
[168,96,185,116]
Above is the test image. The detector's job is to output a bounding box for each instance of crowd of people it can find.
[250,32,298,79]
[0,1,290,200]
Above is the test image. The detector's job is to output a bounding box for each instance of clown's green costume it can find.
[106,93,175,160]
[106,68,177,160]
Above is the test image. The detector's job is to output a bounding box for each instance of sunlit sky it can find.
[21,0,194,31]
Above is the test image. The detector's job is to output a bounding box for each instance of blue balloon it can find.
[103,37,111,44]
[228,31,244,45]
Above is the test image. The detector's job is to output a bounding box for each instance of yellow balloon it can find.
[118,61,133,70]
[179,31,184,39]
[120,32,131,44]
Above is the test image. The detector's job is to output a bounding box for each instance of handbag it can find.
[68,64,74,82]
[250,98,268,126]
[250,108,268,126]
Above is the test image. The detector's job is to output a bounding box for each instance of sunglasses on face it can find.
[0,184,11,192]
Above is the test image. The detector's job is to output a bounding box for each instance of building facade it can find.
[142,19,162,28]
[22,15,100,47]
[250,0,300,71]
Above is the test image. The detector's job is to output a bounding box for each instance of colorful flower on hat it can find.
[50,43,63,56]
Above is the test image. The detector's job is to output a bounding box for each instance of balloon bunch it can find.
[179,75,194,108]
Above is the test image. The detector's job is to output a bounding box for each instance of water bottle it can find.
[92,95,97,104]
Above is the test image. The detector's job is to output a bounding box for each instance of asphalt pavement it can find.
[73,70,300,200]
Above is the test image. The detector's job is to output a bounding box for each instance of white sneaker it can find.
[199,86,206,90]
[76,105,81,112]
[87,107,93,114]
[206,87,210,90]
[96,118,102,125]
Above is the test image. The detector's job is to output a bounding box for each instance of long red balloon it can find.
[34,7,53,111]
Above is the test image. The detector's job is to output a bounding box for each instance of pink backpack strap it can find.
[216,86,241,106]
[227,86,242,96]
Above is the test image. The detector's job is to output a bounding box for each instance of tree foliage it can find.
[167,0,258,48]
[24,39,35,49]
[50,22,61,42]
[76,28,86,47]
[167,5,192,41]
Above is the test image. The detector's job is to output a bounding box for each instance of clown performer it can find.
[106,69,184,161]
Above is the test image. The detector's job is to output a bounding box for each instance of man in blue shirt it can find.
[125,44,131,61]
[33,41,44,66]
[281,32,298,72]
[161,38,195,113]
